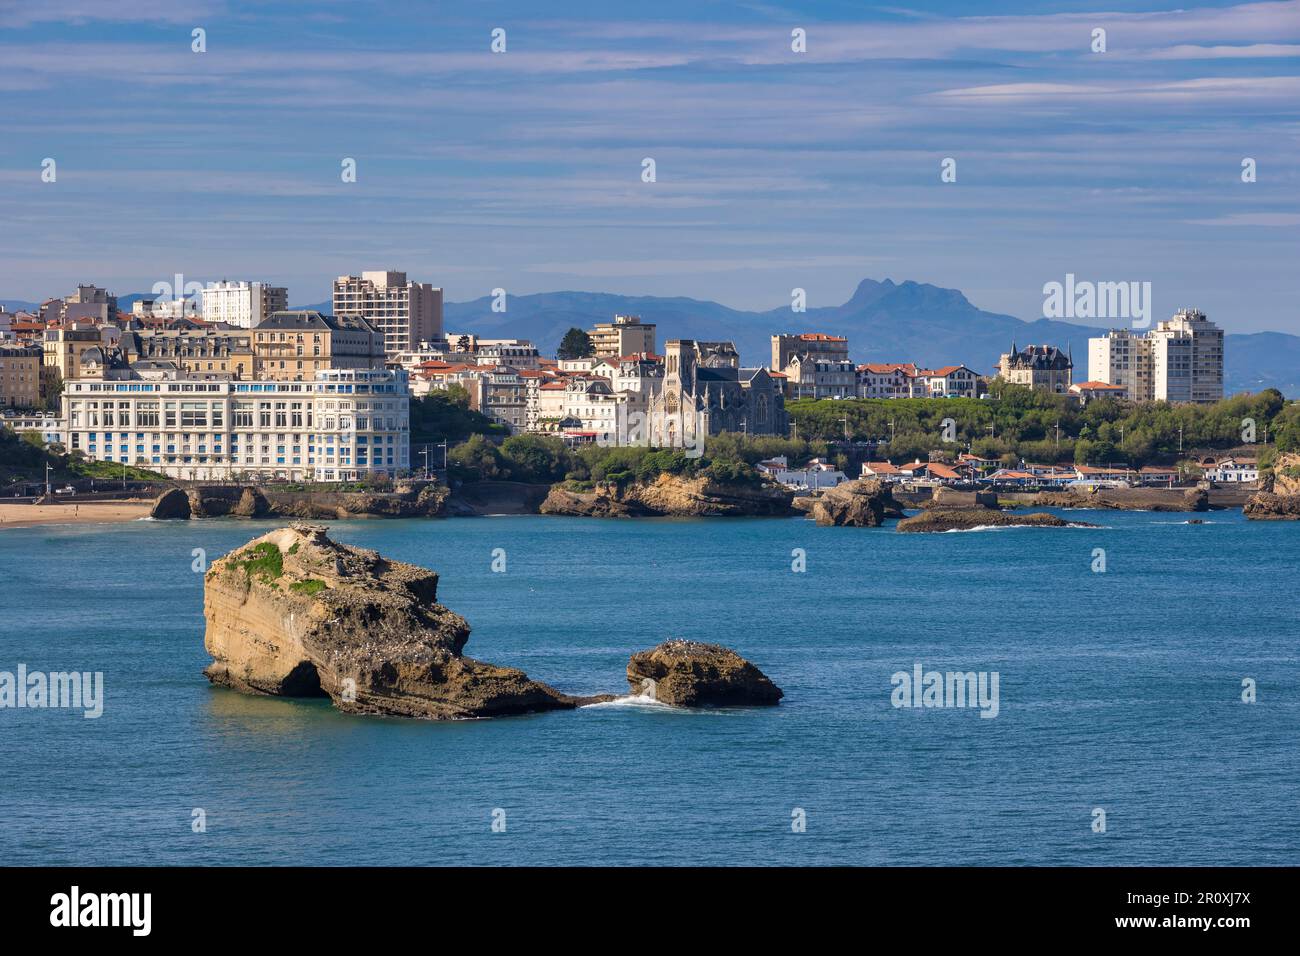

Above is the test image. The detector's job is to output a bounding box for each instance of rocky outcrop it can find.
[1271,456,1300,496]
[232,487,271,518]
[540,473,793,518]
[1031,487,1208,512]
[149,487,191,520]
[896,507,1094,533]
[1244,453,1300,519]
[810,478,904,527]
[626,640,783,707]
[1244,493,1300,520]
[152,482,449,520]
[203,525,606,719]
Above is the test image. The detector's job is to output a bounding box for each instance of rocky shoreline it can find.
[539,473,794,518]
[152,481,449,521]
[1243,453,1300,520]
[147,464,1300,526]
[203,525,784,720]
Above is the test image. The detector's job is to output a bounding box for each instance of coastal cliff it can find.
[1244,453,1300,520]
[203,525,603,718]
[539,473,793,517]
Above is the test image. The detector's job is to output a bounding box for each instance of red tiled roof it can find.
[858,362,916,375]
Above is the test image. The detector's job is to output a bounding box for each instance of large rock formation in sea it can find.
[1244,453,1300,520]
[1030,487,1208,512]
[626,640,784,706]
[896,508,1092,533]
[810,478,904,527]
[203,525,604,718]
[539,473,793,517]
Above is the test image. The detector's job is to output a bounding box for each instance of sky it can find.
[0,0,1297,333]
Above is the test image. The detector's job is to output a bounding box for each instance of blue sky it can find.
[1,0,1297,333]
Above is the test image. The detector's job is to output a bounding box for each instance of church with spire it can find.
[647,339,788,449]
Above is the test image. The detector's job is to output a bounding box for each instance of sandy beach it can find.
[0,501,153,529]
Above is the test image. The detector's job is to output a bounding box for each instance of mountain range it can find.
[424,279,1299,397]
[8,279,1298,395]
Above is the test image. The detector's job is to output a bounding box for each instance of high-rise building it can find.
[332,271,442,358]
[1087,329,1152,400]
[1088,309,1223,404]
[201,281,289,328]
[1152,309,1223,403]
[588,315,656,358]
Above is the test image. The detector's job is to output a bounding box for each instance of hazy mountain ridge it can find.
[438,278,1299,396]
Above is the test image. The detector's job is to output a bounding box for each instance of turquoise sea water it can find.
[1,510,1297,866]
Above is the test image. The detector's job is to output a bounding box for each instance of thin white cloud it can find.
[933,75,1300,104]
[0,0,222,27]
[1183,212,1300,226]
[1142,42,1300,59]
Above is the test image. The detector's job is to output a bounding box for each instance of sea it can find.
[1,510,1297,865]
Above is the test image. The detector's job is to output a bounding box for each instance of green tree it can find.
[448,434,505,482]
[410,387,506,444]
[557,328,593,360]
[500,434,573,483]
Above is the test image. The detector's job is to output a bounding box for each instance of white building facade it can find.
[61,369,409,482]
[201,281,289,329]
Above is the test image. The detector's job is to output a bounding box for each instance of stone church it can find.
[646,339,788,450]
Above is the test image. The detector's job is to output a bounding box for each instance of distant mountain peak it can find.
[842,277,975,315]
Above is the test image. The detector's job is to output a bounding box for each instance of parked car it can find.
[53,485,76,495]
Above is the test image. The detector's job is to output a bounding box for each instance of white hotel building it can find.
[61,369,409,482]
